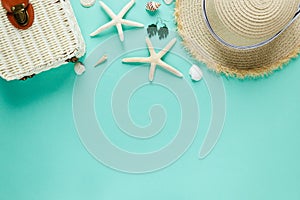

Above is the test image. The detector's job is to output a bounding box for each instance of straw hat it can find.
[175,0,300,78]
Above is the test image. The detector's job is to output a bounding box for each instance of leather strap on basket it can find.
[1,0,34,30]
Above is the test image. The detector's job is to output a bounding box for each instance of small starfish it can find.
[90,0,144,42]
[122,37,183,81]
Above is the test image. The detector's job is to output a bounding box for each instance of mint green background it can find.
[0,1,300,199]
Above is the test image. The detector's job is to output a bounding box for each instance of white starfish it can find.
[122,37,183,81]
[90,0,144,42]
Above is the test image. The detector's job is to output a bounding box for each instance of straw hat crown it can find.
[207,0,300,46]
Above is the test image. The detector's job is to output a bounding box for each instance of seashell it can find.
[146,2,161,12]
[94,55,108,67]
[74,62,86,75]
[189,64,203,81]
[163,0,174,5]
[80,0,96,7]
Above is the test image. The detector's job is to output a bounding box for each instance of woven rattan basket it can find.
[0,0,85,81]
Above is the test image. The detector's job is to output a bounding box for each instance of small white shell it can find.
[74,62,86,75]
[189,64,203,81]
[80,0,96,7]
[146,2,161,11]
[163,0,174,5]
[94,55,108,67]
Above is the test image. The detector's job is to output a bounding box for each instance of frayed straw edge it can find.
[174,2,300,79]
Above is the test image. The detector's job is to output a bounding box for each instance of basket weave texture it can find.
[0,0,85,81]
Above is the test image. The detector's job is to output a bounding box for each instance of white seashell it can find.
[74,62,86,75]
[80,0,96,7]
[163,0,174,5]
[146,2,161,12]
[94,55,108,67]
[189,64,203,81]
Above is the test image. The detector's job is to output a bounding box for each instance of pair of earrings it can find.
[147,19,169,40]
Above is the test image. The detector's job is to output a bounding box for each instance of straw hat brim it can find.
[175,0,300,78]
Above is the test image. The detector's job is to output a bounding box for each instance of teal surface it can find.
[1,1,300,199]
